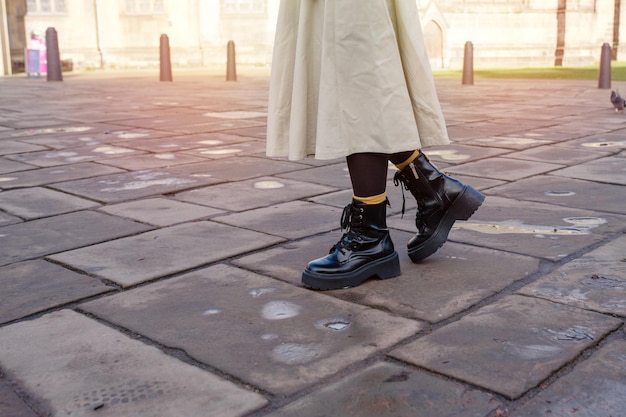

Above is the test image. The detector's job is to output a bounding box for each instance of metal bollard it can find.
[226,40,237,81]
[160,34,173,82]
[462,41,474,85]
[45,27,63,82]
[598,42,611,89]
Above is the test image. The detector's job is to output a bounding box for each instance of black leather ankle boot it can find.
[302,199,401,290]
[393,152,484,262]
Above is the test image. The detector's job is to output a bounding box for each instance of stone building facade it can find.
[0,0,624,75]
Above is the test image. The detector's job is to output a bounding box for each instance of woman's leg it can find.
[301,153,400,290]
[346,152,389,201]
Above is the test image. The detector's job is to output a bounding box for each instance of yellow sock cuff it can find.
[353,192,387,205]
[394,150,420,171]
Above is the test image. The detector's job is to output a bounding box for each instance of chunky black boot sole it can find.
[302,251,401,290]
[408,185,484,262]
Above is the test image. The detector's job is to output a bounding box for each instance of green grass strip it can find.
[433,62,626,81]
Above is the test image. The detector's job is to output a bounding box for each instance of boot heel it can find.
[375,252,401,280]
[454,186,485,220]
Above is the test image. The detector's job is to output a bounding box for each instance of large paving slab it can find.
[98,197,224,226]
[80,264,424,394]
[486,175,626,215]
[174,176,338,211]
[180,140,267,159]
[511,338,626,417]
[0,310,267,417]
[168,156,305,182]
[0,211,21,227]
[113,132,253,152]
[48,221,284,287]
[0,139,47,155]
[330,243,539,323]
[0,211,152,267]
[20,128,169,149]
[445,157,564,181]
[265,362,502,417]
[236,233,539,322]
[213,201,343,239]
[421,144,510,164]
[51,169,221,203]
[5,145,146,167]
[518,235,626,316]
[550,133,626,152]
[427,196,626,261]
[0,260,112,324]
[463,136,551,150]
[390,295,622,399]
[503,145,609,165]
[0,157,35,174]
[550,156,626,185]
[0,187,100,219]
[0,162,124,190]
[89,152,206,170]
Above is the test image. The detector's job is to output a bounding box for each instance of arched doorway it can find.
[423,20,444,69]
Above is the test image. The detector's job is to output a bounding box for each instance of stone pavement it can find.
[0,68,625,417]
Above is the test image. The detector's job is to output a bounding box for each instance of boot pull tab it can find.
[409,162,419,180]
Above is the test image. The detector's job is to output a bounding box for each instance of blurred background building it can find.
[0,0,624,76]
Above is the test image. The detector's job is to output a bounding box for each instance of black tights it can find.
[346,151,416,197]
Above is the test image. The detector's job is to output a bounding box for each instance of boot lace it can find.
[393,171,426,232]
[329,204,364,253]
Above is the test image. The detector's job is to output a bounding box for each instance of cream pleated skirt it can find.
[266,0,450,161]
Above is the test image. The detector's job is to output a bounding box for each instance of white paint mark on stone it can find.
[249,288,276,298]
[200,148,242,155]
[261,301,302,320]
[51,151,79,158]
[474,137,546,146]
[254,181,285,190]
[271,343,321,365]
[93,146,136,155]
[454,217,606,236]
[202,309,221,316]
[581,141,626,149]
[563,217,607,228]
[100,178,196,192]
[261,334,279,341]
[11,126,93,137]
[544,191,576,197]
[116,133,149,139]
[508,344,562,360]
[203,111,266,119]
[315,318,351,331]
[0,177,17,182]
